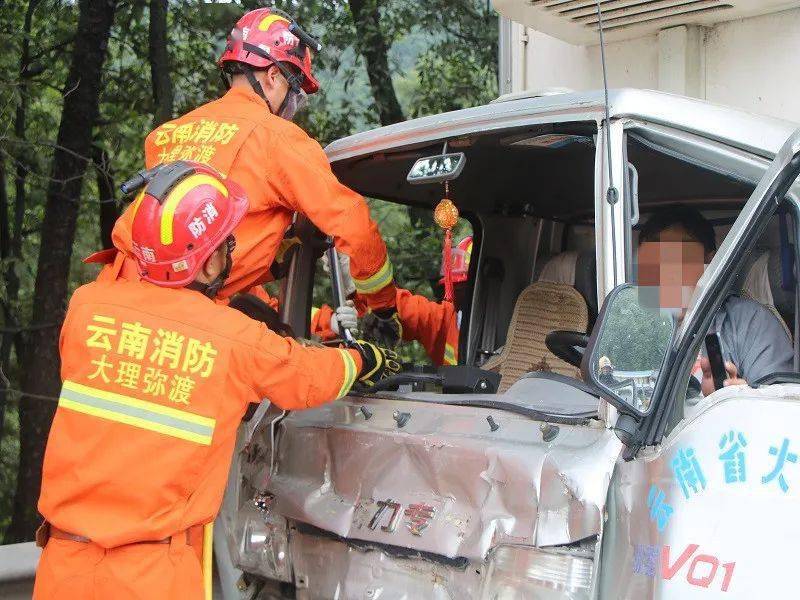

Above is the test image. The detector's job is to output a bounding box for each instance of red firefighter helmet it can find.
[440,236,473,285]
[218,8,320,94]
[129,161,249,287]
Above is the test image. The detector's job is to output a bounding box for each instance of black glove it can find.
[352,340,401,386]
[361,308,402,348]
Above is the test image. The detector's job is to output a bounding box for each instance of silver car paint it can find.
[601,384,800,599]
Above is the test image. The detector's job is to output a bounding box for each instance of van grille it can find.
[528,0,734,33]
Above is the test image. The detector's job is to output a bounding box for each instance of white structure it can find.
[494,0,800,122]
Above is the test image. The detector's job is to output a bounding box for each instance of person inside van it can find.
[636,205,793,396]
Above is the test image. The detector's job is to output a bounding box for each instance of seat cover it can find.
[496,281,589,393]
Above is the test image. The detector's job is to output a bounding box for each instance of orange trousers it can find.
[33,535,204,600]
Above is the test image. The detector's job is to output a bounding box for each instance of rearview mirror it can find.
[583,284,676,417]
[407,152,466,185]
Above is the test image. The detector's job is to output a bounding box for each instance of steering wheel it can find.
[545,330,590,368]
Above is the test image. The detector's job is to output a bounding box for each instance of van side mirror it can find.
[406,152,466,185]
[582,284,676,418]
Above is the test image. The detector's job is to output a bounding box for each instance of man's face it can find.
[637,225,708,314]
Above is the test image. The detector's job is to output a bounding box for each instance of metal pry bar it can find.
[326,241,355,343]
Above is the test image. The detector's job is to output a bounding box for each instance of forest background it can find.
[0,0,498,542]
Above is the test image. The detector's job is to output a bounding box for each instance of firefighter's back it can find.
[40,277,260,549]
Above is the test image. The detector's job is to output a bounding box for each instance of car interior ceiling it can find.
[331,123,598,220]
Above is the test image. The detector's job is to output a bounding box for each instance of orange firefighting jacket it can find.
[105,87,396,308]
[38,278,361,548]
[312,288,459,367]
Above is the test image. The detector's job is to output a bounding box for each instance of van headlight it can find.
[483,545,594,599]
[233,500,292,582]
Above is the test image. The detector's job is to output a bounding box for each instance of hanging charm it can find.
[434,180,460,302]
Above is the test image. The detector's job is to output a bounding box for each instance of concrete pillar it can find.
[657,25,706,99]
[498,16,514,96]
[510,22,528,93]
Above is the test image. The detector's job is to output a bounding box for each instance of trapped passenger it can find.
[34,163,397,599]
[637,205,793,395]
[314,238,472,366]
[89,7,401,344]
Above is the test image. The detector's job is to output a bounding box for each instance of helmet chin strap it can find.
[242,66,303,119]
[243,68,277,115]
[186,240,235,299]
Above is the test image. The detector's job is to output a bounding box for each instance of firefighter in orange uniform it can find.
[98,7,401,341]
[34,162,397,599]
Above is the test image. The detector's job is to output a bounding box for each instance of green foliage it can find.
[0,408,19,533]
[411,43,498,116]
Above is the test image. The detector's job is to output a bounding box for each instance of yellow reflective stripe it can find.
[310,306,320,320]
[129,190,146,224]
[258,14,290,30]
[59,398,212,445]
[443,344,457,366]
[353,258,394,294]
[160,174,228,246]
[336,349,357,399]
[59,380,215,445]
[63,380,214,427]
[203,522,214,600]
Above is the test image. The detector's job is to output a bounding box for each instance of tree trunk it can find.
[0,155,9,262]
[347,0,432,232]
[0,0,40,450]
[0,155,10,446]
[5,0,118,544]
[148,0,173,126]
[93,146,119,248]
[348,0,405,126]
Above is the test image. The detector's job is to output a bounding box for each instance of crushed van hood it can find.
[263,397,622,562]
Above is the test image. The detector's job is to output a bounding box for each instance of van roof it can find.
[325,88,798,164]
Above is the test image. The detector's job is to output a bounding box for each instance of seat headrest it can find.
[742,250,774,308]
[538,251,579,285]
[535,250,598,322]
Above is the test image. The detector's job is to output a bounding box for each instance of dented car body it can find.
[218,90,800,599]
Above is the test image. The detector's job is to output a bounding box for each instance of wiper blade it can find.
[440,398,593,425]
[364,391,594,425]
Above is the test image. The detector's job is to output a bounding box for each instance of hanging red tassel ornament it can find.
[434,196,460,302]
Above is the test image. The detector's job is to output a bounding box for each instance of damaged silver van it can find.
[217,89,800,599]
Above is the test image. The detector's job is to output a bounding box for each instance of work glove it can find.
[321,251,356,298]
[331,300,359,336]
[351,340,401,387]
[361,308,402,348]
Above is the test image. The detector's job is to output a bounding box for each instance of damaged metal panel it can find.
[264,397,622,562]
[290,531,483,600]
[287,529,596,599]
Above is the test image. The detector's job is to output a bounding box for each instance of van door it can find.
[598,129,800,599]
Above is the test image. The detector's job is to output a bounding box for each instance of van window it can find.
[311,198,474,366]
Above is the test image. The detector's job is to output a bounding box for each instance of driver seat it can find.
[490,280,589,393]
